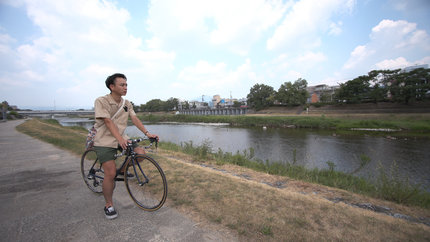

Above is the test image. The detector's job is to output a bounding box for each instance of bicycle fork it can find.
[130,159,149,186]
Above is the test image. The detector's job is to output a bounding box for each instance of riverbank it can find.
[15,119,430,240]
[136,112,430,136]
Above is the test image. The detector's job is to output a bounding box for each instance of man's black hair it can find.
[105,73,127,92]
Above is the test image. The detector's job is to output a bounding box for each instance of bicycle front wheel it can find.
[81,149,104,193]
[125,155,167,211]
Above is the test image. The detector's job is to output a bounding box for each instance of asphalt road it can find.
[0,120,235,241]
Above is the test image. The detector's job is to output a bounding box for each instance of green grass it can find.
[159,140,430,209]
[16,118,88,155]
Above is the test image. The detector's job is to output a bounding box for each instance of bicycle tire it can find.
[124,155,167,211]
[81,149,104,193]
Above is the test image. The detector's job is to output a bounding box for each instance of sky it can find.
[0,0,429,110]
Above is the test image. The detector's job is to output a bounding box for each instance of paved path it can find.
[0,120,235,241]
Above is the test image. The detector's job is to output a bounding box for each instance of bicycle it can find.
[80,137,167,211]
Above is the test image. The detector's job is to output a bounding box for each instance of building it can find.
[306,84,339,103]
[212,94,239,108]
[190,101,208,109]
[401,64,428,73]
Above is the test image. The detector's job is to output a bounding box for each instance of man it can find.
[93,73,158,219]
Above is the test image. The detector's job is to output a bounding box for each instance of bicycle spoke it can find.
[81,149,104,193]
[125,155,167,211]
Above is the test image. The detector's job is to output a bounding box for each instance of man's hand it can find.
[118,137,129,150]
[146,133,159,141]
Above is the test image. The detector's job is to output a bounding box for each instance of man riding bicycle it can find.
[93,73,158,219]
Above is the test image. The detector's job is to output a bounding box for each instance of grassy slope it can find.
[16,119,430,241]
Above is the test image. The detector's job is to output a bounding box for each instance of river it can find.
[58,118,430,191]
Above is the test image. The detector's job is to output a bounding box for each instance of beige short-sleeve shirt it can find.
[93,94,136,148]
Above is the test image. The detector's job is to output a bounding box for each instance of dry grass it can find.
[156,149,430,241]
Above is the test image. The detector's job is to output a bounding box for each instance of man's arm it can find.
[130,115,158,139]
[102,118,129,149]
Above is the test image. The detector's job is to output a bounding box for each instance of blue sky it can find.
[0,0,429,109]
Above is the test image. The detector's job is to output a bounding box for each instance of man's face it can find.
[110,77,127,96]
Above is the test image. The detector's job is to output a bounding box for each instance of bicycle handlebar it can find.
[129,137,158,145]
[114,137,158,158]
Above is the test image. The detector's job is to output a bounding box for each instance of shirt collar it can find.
[106,94,123,105]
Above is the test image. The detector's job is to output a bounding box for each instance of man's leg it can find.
[134,147,146,155]
[102,160,117,208]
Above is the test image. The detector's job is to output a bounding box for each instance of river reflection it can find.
[125,123,430,191]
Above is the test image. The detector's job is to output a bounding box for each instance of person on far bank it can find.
[93,73,158,219]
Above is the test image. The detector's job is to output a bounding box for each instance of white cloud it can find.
[375,56,430,70]
[374,57,410,70]
[343,45,375,69]
[286,70,303,81]
[267,0,355,51]
[343,19,430,72]
[146,0,288,55]
[296,51,327,64]
[177,59,256,98]
[329,21,343,35]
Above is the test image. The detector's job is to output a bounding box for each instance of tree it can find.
[276,78,308,105]
[183,101,190,110]
[233,101,243,107]
[367,69,399,103]
[319,90,333,103]
[166,97,179,111]
[388,68,430,104]
[247,83,275,111]
[334,75,372,103]
[144,99,166,112]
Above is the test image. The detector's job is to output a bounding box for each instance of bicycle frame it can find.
[88,137,157,182]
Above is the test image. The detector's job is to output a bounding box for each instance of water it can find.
[59,118,430,191]
[126,123,430,191]
[57,117,94,130]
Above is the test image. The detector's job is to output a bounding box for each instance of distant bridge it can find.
[179,108,248,116]
[17,110,94,117]
[17,108,249,117]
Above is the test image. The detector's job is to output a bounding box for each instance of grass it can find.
[16,118,430,241]
[138,113,430,134]
[160,141,430,209]
[16,118,88,154]
[158,151,430,241]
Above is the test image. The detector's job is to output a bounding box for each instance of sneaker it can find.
[104,206,118,219]
[119,171,134,178]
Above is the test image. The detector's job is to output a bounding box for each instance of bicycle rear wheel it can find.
[81,149,104,193]
[125,155,167,211]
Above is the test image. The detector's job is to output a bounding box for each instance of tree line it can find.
[247,68,430,110]
[133,97,180,112]
[134,67,429,112]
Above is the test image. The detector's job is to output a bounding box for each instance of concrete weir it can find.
[179,108,248,115]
